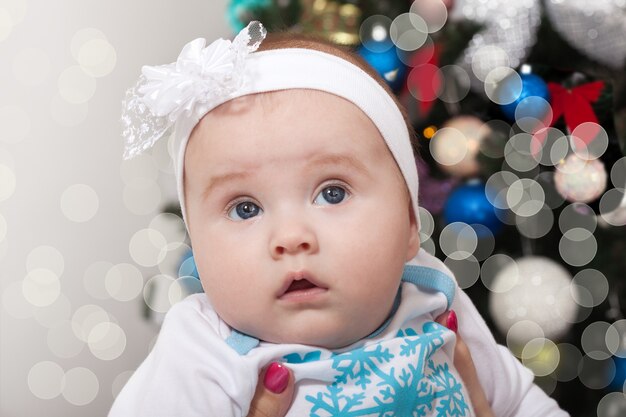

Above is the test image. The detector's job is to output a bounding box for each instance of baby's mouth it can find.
[285,279,318,293]
[278,272,328,301]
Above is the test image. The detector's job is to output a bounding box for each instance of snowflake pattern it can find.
[296,322,470,417]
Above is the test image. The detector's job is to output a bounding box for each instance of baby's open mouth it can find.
[278,272,328,301]
[285,279,318,293]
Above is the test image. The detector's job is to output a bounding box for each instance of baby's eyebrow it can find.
[304,153,370,177]
[203,171,252,200]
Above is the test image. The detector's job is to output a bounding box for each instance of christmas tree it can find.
[164,0,626,414]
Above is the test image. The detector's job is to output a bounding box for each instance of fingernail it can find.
[264,362,289,394]
[446,310,458,333]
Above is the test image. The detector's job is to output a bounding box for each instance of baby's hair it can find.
[257,31,420,158]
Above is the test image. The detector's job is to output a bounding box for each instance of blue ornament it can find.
[178,248,200,280]
[498,73,550,122]
[610,356,626,391]
[227,0,271,32]
[357,41,407,92]
[443,181,505,236]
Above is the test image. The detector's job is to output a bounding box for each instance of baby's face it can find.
[184,89,419,349]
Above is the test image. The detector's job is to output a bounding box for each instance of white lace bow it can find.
[121,21,267,159]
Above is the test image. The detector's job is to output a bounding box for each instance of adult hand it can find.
[436,310,495,417]
[247,362,294,417]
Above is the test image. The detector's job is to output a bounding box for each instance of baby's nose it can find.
[269,218,318,259]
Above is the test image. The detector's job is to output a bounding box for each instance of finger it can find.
[435,309,458,333]
[247,362,295,417]
[436,310,494,417]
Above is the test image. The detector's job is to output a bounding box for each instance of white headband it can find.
[122,22,420,229]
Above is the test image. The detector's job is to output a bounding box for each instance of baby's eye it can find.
[228,201,263,220]
[314,185,348,205]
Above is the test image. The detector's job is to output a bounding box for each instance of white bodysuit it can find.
[109,250,569,417]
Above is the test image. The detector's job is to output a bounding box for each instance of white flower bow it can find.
[121,21,267,159]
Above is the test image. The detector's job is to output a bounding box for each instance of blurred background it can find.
[1,0,626,416]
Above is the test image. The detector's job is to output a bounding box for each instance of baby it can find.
[111,22,568,417]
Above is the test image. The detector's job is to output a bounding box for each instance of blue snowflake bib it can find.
[228,265,473,417]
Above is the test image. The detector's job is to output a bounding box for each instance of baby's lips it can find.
[276,270,327,297]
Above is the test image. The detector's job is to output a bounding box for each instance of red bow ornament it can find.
[547,80,605,146]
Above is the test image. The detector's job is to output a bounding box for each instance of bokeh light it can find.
[437,65,471,103]
[26,245,64,276]
[409,0,448,33]
[582,321,614,360]
[22,268,61,307]
[521,338,560,377]
[430,127,468,167]
[84,260,114,300]
[444,255,480,289]
[504,133,540,173]
[597,392,626,417]
[60,184,99,222]
[534,171,566,209]
[439,222,477,260]
[390,13,428,51]
[168,276,204,304]
[28,361,65,400]
[77,38,117,77]
[571,269,609,308]
[105,263,144,302]
[62,367,99,406]
[611,156,626,189]
[559,203,597,234]
[579,355,615,390]
[506,178,544,217]
[418,207,435,240]
[599,188,626,226]
[472,46,510,83]
[359,15,393,51]
[143,274,176,313]
[515,203,554,239]
[58,65,97,104]
[571,122,609,161]
[129,228,167,267]
[559,228,597,267]
[484,67,519,104]
[608,320,626,358]
[71,304,111,342]
[531,127,569,166]
[88,321,127,360]
[554,343,583,382]
[481,254,517,292]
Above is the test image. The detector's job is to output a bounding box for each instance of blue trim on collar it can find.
[225,330,259,355]
[402,264,455,309]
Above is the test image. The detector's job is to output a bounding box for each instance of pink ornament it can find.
[554,154,607,203]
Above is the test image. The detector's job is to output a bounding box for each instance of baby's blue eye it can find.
[314,185,347,205]
[228,201,262,220]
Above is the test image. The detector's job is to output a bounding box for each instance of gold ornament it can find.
[300,0,362,46]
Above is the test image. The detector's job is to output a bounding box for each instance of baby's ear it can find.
[406,204,420,261]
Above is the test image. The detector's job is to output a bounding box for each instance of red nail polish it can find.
[264,362,289,394]
[446,310,458,333]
